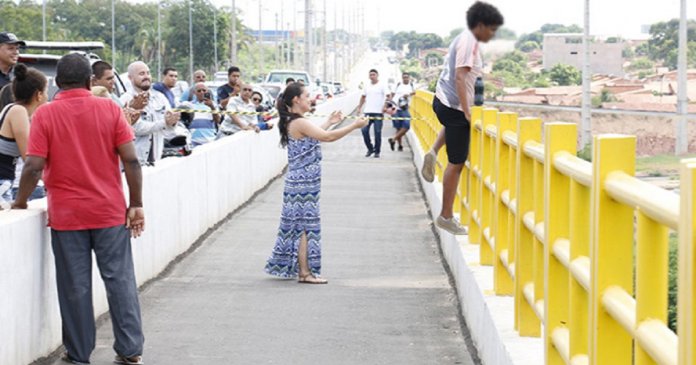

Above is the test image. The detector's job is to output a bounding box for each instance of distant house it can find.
[543,33,625,77]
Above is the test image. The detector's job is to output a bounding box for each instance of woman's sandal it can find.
[298,273,328,284]
[114,354,144,365]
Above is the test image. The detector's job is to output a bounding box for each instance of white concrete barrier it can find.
[406,131,543,365]
[0,92,360,365]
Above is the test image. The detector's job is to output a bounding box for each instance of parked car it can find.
[19,41,128,99]
[213,71,228,84]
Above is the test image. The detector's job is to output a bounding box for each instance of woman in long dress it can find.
[264,82,367,284]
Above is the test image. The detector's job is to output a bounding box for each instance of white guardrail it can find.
[0,92,360,365]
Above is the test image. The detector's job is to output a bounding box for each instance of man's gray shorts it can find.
[51,225,144,364]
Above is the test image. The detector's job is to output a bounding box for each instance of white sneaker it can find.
[436,216,468,235]
[422,151,436,183]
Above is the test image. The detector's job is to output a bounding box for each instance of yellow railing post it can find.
[515,117,542,337]
[469,106,484,247]
[480,108,498,266]
[679,159,696,365]
[544,123,576,365]
[590,135,636,365]
[569,168,591,364]
[494,112,516,295]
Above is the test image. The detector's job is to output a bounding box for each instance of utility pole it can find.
[42,0,46,42]
[111,0,115,67]
[580,0,591,150]
[286,22,291,68]
[157,1,161,76]
[213,7,218,71]
[259,0,264,77]
[188,0,193,83]
[304,0,313,76]
[293,0,298,68]
[231,0,236,66]
[322,0,327,82]
[333,2,338,82]
[676,0,688,155]
[275,12,279,69]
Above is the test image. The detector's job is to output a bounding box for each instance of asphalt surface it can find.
[50,128,477,365]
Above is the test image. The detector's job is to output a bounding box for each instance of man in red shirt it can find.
[12,54,146,365]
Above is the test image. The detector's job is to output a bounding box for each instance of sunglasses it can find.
[196,89,207,92]
[251,98,261,102]
[242,88,253,92]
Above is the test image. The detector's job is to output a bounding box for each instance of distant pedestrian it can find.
[356,69,391,158]
[12,53,146,365]
[265,82,368,284]
[421,1,503,235]
[388,72,416,152]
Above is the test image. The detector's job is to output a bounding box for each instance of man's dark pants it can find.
[51,225,144,363]
[361,113,384,154]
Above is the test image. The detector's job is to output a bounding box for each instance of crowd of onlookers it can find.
[0,31,277,207]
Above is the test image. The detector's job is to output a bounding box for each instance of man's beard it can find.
[138,82,151,91]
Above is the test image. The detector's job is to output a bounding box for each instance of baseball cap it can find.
[0,32,26,47]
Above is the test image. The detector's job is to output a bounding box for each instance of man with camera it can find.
[120,61,180,165]
[388,72,416,152]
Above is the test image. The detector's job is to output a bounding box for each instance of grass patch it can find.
[669,234,677,332]
[636,154,696,177]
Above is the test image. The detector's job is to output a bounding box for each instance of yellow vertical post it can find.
[515,117,542,337]
[544,123,576,365]
[469,106,483,246]
[569,180,591,365]
[507,127,518,297]
[533,154,544,319]
[494,112,516,295]
[480,108,498,265]
[634,212,669,365]
[679,159,696,365]
[459,159,470,225]
[590,135,636,365]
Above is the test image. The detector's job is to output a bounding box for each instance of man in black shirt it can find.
[217,66,241,109]
[0,32,25,89]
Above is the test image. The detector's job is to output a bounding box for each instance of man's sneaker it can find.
[374,153,380,158]
[365,150,374,157]
[421,151,436,183]
[398,145,403,151]
[388,138,396,151]
[436,216,468,235]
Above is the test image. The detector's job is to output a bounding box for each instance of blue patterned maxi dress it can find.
[265,136,322,277]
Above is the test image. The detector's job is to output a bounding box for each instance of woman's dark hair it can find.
[466,1,504,30]
[277,82,304,147]
[12,63,47,104]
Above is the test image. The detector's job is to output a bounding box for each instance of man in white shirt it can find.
[421,1,503,235]
[120,61,180,165]
[218,82,260,137]
[356,69,391,158]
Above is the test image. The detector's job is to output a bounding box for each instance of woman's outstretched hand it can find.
[328,111,344,125]
[354,116,369,129]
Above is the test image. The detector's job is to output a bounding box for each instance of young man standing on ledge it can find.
[421,1,503,235]
[13,54,146,365]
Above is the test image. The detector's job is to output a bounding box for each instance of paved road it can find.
[51,128,477,365]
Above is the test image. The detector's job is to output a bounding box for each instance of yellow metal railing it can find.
[410,90,692,365]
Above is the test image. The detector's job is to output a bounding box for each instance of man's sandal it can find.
[114,355,144,365]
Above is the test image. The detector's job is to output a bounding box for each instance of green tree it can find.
[628,57,655,71]
[495,27,516,40]
[515,23,583,50]
[549,63,581,86]
[664,42,696,70]
[519,41,540,52]
[647,19,696,62]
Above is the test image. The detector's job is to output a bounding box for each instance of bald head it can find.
[127,61,152,91]
[193,70,207,83]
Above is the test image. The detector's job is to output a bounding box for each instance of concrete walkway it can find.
[51,130,477,365]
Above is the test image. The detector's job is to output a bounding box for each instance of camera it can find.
[204,92,211,100]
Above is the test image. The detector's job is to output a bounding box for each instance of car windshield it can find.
[267,72,309,84]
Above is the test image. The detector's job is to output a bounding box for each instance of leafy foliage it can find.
[549,63,581,86]
[515,23,583,51]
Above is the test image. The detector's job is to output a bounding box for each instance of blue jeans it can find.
[361,113,384,154]
[392,109,411,130]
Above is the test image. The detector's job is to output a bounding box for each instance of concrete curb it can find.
[406,131,543,365]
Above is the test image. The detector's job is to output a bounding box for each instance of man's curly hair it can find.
[467,2,504,30]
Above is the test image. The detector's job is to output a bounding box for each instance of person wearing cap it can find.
[0,32,26,89]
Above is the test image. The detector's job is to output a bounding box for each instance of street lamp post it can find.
[304,0,313,76]
[259,0,264,76]
[231,0,236,66]
[157,1,161,77]
[676,0,688,155]
[188,0,194,83]
[214,7,218,71]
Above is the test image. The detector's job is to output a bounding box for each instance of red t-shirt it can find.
[27,88,135,230]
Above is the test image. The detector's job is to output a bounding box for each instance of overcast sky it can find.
[209,0,694,39]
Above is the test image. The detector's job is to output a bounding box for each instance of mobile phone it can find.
[204,92,211,100]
